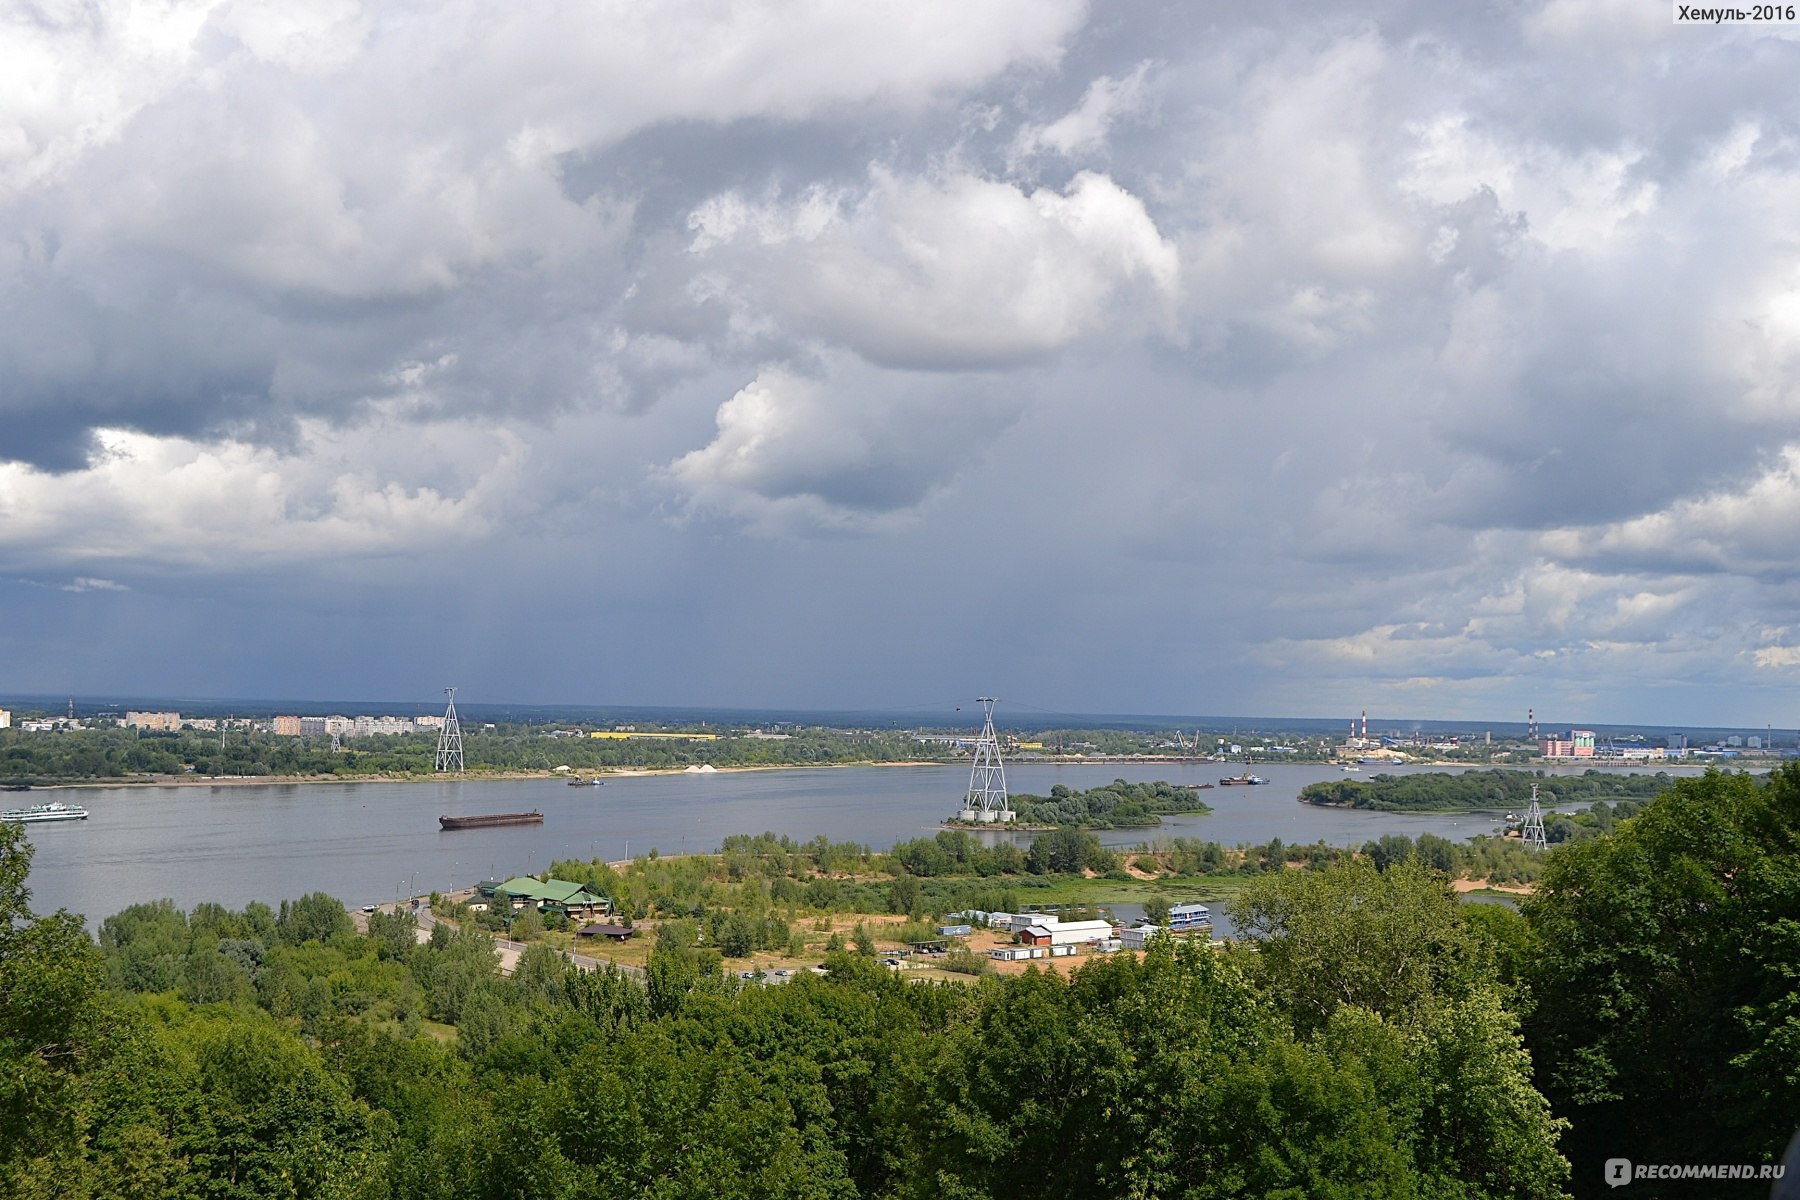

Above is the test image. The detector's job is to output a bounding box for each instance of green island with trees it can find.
[948,778,1214,829]
[5,767,1799,1197]
[1299,768,1676,813]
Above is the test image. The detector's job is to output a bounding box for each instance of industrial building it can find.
[126,711,182,731]
[1017,918,1116,947]
[1539,729,1596,759]
[271,713,441,737]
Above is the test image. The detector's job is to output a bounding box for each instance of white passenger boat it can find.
[0,801,89,824]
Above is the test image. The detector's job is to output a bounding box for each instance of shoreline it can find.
[37,758,961,790]
[24,754,1725,792]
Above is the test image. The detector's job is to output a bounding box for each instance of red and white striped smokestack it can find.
[1361,709,1367,740]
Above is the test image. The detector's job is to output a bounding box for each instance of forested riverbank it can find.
[4,768,1797,1198]
[0,724,953,786]
[1299,767,1676,812]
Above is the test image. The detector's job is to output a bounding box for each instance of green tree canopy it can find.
[1231,858,1486,1036]
[0,823,111,1194]
[1524,766,1800,1180]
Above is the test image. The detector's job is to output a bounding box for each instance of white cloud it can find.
[1402,114,1657,252]
[1011,61,1155,161]
[61,576,129,593]
[663,356,1021,532]
[0,412,528,572]
[1754,644,1800,670]
[1523,0,1677,47]
[1541,444,1800,581]
[685,167,1179,368]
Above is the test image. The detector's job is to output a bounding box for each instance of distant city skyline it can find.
[6,5,1800,726]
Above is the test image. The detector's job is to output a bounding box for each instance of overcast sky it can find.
[6,0,1800,727]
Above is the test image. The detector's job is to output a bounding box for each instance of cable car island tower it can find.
[959,697,1014,823]
[435,687,464,773]
[1519,783,1549,851]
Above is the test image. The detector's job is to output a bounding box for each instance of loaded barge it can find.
[439,811,543,831]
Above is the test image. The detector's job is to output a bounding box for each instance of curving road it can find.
[354,896,646,981]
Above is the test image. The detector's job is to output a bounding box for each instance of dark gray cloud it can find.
[7,1,1800,724]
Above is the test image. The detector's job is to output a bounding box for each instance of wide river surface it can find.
[17,761,1703,927]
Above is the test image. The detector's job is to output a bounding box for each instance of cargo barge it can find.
[439,811,543,830]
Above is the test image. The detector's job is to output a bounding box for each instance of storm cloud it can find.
[5,0,1800,724]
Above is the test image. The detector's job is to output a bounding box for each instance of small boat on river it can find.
[1218,772,1269,786]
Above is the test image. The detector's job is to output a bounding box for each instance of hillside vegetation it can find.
[5,767,1798,1197]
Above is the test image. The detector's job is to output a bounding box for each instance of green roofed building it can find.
[492,876,611,919]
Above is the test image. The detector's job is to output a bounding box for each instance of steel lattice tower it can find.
[435,687,464,773]
[1520,783,1548,851]
[959,697,1013,823]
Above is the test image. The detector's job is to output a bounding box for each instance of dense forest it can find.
[1299,768,1675,813]
[4,767,1797,1198]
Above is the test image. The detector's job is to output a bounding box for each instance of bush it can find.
[941,947,993,976]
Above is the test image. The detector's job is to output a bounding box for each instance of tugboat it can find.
[1217,771,1269,786]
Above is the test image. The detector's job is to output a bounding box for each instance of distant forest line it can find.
[0,724,1260,785]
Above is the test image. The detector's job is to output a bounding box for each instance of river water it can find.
[16,761,1699,927]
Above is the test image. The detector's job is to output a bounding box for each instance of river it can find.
[15,760,1700,926]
